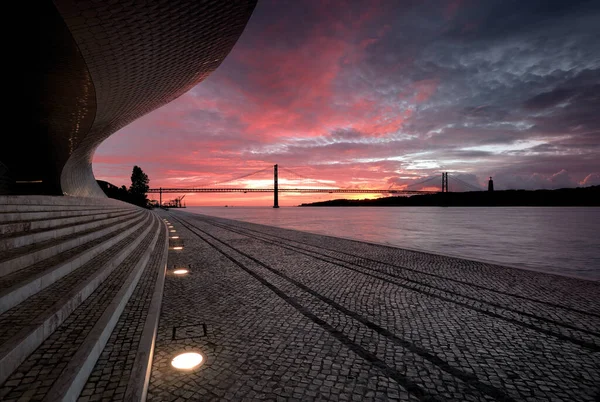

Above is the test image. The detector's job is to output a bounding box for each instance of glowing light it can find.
[170,230,176,233]
[170,236,179,239]
[173,269,188,275]
[172,246,183,250]
[171,352,203,370]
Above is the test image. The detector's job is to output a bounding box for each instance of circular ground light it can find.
[171,352,203,370]
[173,269,188,275]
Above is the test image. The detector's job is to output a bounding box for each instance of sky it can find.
[94,0,600,206]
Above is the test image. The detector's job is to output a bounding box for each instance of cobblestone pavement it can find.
[149,211,600,402]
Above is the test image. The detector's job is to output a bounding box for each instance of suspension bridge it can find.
[148,165,485,208]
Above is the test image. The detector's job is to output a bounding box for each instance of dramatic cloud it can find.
[94,0,600,205]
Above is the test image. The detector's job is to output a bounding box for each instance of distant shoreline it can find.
[299,185,599,207]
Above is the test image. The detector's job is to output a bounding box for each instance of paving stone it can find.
[148,211,600,401]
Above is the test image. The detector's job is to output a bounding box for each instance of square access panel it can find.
[172,323,207,340]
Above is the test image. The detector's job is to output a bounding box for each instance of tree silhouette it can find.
[129,165,149,207]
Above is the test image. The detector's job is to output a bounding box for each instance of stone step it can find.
[0,206,134,223]
[0,208,134,236]
[43,215,163,401]
[0,207,131,223]
[0,209,141,252]
[0,210,145,278]
[0,196,132,210]
[0,212,151,314]
[81,223,168,401]
[0,216,158,385]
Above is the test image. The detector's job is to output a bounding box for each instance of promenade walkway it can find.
[150,211,600,401]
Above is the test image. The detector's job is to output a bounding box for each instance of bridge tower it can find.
[441,172,448,193]
[273,164,279,208]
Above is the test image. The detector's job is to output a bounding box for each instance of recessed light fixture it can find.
[173,246,183,250]
[170,236,179,239]
[170,230,176,232]
[173,269,188,275]
[171,352,203,370]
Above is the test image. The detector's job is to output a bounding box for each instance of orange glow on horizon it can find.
[148,191,405,207]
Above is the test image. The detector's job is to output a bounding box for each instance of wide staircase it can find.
[0,196,168,401]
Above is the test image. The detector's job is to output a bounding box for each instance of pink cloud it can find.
[92,1,598,206]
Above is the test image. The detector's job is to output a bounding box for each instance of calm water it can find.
[183,206,600,280]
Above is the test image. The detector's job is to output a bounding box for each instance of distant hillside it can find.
[299,186,600,207]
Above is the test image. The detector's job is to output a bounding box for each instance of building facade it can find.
[1,0,257,196]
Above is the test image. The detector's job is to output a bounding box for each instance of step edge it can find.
[0,209,140,246]
[0,211,146,277]
[45,216,161,402]
[0,209,138,236]
[125,214,169,402]
[0,215,150,314]
[0,215,155,384]
[0,207,134,225]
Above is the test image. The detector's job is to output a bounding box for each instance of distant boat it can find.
[225,205,228,207]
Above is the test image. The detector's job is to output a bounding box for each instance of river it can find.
[182,206,600,280]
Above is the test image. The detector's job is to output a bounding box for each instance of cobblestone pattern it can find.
[216,216,599,315]
[148,211,600,402]
[203,217,600,346]
[150,214,417,402]
[0,213,145,290]
[0,218,159,401]
[0,210,143,264]
[199,219,598,400]
[0,214,152,345]
[79,226,166,402]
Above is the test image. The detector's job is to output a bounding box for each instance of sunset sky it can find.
[93,0,600,206]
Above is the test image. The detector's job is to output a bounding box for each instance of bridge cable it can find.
[279,167,333,189]
[202,166,271,187]
[447,175,482,192]
[404,175,440,189]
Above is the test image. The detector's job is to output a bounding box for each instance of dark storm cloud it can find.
[523,89,580,111]
[254,0,600,188]
[444,0,600,40]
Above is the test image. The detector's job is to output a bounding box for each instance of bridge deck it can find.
[149,210,599,401]
[149,188,436,194]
